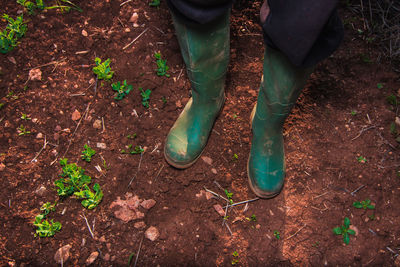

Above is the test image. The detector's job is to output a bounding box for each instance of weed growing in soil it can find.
[112,80,133,100]
[17,0,82,14]
[333,217,355,245]
[55,158,103,209]
[246,214,257,222]
[224,189,234,204]
[81,144,96,162]
[0,14,27,54]
[350,110,357,116]
[387,94,398,108]
[232,153,238,160]
[154,52,170,77]
[140,88,151,108]
[149,0,161,7]
[231,251,239,265]
[273,230,280,240]
[17,124,31,135]
[353,199,375,210]
[33,201,61,237]
[20,113,31,120]
[93,57,114,81]
[121,144,144,154]
[357,156,367,163]
[0,103,4,109]
[127,133,137,139]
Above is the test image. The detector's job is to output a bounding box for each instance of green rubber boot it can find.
[164,11,230,169]
[248,46,313,198]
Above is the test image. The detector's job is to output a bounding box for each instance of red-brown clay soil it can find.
[1,0,400,266]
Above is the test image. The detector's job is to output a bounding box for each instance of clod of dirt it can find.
[36,132,43,139]
[93,119,102,129]
[104,253,110,261]
[134,221,146,229]
[86,251,99,266]
[140,199,156,210]
[395,117,400,127]
[55,125,62,132]
[196,190,213,200]
[54,244,72,264]
[81,29,88,37]
[97,143,107,149]
[145,226,160,241]
[201,156,213,165]
[109,193,145,222]
[71,110,81,121]
[98,236,106,243]
[213,204,225,217]
[211,168,217,174]
[394,255,400,267]
[28,68,42,81]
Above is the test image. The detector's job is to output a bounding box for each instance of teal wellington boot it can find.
[164,11,230,169]
[248,46,313,198]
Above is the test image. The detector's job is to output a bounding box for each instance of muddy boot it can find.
[164,11,230,169]
[248,46,313,198]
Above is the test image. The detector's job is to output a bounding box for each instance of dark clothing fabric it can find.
[262,0,343,67]
[167,0,343,67]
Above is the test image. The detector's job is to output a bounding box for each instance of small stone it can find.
[103,253,110,261]
[145,226,160,241]
[213,204,225,217]
[124,28,131,32]
[205,191,213,200]
[129,12,139,23]
[8,57,16,64]
[71,110,81,121]
[141,199,156,210]
[54,244,72,264]
[201,156,213,165]
[93,119,102,129]
[86,251,99,265]
[395,117,400,127]
[98,236,106,243]
[0,163,5,172]
[395,255,400,267]
[36,133,43,139]
[97,143,107,149]
[134,221,146,229]
[211,168,217,174]
[35,186,46,196]
[81,29,88,36]
[29,68,42,81]
[256,224,261,229]
[349,225,359,236]
[175,100,182,108]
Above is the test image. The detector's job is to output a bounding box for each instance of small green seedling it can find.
[390,122,397,135]
[21,113,31,120]
[224,189,233,204]
[246,214,257,222]
[333,217,355,245]
[81,144,96,162]
[74,183,103,209]
[350,110,357,116]
[0,103,4,109]
[112,80,133,100]
[92,57,114,81]
[33,201,61,237]
[273,230,280,240]
[231,251,239,265]
[360,53,372,63]
[161,96,167,105]
[128,252,136,266]
[127,133,137,139]
[387,94,398,107]
[17,124,31,135]
[353,199,375,210]
[312,241,319,248]
[33,215,62,237]
[1,14,27,54]
[121,144,144,154]
[377,83,384,89]
[149,0,161,7]
[357,156,366,163]
[140,88,151,108]
[154,52,170,77]
[232,153,238,160]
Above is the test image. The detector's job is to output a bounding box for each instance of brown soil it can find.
[1,1,400,266]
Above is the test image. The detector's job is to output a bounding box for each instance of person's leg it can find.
[164,1,233,168]
[248,0,343,197]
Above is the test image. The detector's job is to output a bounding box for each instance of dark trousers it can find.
[167,0,344,67]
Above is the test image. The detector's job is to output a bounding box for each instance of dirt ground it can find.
[1,0,400,266]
